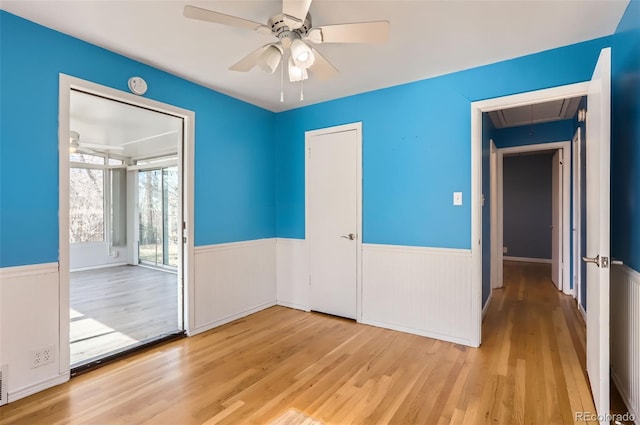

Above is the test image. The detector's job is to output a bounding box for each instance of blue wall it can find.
[503,153,554,259]
[0,12,276,267]
[611,0,640,272]
[275,37,612,249]
[493,120,575,149]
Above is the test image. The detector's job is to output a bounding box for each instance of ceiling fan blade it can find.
[230,45,270,72]
[308,21,390,44]
[282,0,312,29]
[309,47,338,80]
[80,143,124,151]
[184,5,268,32]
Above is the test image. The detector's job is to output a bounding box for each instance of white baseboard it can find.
[188,301,276,337]
[70,261,129,273]
[276,300,310,312]
[503,256,552,264]
[482,291,493,319]
[360,318,473,346]
[611,368,640,425]
[8,372,69,403]
[578,302,587,322]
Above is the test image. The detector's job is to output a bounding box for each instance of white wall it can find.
[274,238,475,346]
[70,242,128,271]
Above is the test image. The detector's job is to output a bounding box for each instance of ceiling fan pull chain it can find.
[280,58,285,103]
[300,78,304,101]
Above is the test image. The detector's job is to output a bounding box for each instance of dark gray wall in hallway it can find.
[503,153,554,259]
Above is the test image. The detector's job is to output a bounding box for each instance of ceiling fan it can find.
[69,131,124,154]
[183,1,390,85]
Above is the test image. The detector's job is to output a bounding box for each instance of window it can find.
[70,167,105,243]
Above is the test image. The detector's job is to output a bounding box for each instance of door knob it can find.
[582,255,609,268]
[340,233,355,240]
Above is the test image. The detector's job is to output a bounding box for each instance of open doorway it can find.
[483,96,584,297]
[66,89,185,370]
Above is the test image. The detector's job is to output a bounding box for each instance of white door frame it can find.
[58,74,196,374]
[497,141,572,295]
[490,139,501,289]
[470,81,588,346]
[305,122,363,321]
[572,127,582,303]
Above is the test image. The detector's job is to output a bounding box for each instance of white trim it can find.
[126,159,178,171]
[572,127,582,300]
[471,82,589,347]
[482,290,494,319]
[194,238,275,254]
[187,301,276,337]
[0,263,58,279]
[578,302,587,322]
[305,122,363,321]
[504,256,553,264]
[58,74,196,376]
[611,371,640,425]
[359,319,473,346]
[362,243,471,256]
[276,300,309,311]
[7,373,69,403]
[490,139,501,289]
[70,262,128,273]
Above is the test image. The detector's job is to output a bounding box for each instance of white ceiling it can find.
[2,0,629,112]
[71,90,182,159]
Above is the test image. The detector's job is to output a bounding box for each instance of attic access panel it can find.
[489,97,581,129]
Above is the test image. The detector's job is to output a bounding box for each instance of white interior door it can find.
[584,47,611,423]
[307,128,358,319]
[551,150,562,290]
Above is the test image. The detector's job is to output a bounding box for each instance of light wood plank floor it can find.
[1,262,606,424]
[70,265,181,366]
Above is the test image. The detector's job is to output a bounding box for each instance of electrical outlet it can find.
[503,247,508,254]
[30,345,56,369]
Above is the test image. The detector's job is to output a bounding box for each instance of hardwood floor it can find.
[70,265,181,366]
[1,262,602,424]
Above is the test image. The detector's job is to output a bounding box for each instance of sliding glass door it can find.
[138,166,178,268]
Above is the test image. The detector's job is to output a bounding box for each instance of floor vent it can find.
[0,364,7,406]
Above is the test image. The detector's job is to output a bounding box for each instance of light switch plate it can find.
[453,192,463,206]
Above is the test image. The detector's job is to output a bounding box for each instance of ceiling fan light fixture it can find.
[290,39,314,69]
[288,57,308,82]
[258,45,283,74]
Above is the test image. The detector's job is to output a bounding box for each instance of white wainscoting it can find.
[0,263,69,402]
[610,264,640,423]
[191,239,277,335]
[361,244,474,346]
[276,238,309,311]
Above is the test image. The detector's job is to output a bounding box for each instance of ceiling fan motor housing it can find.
[269,13,311,46]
